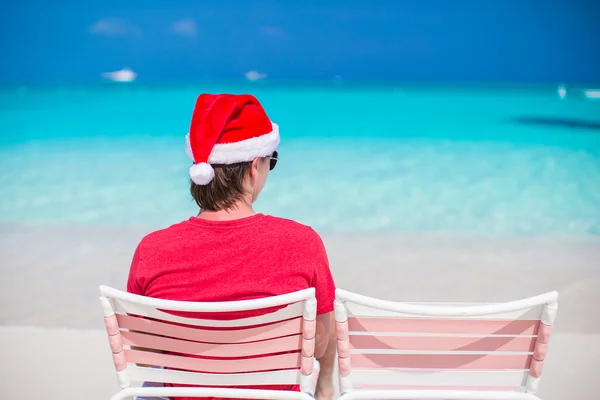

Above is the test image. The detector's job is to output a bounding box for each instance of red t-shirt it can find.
[127,214,336,400]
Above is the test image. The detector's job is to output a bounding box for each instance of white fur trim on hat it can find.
[186,123,280,164]
[189,162,215,185]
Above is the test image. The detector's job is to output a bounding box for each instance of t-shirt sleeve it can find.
[309,230,336,315]
[126,244,143,295]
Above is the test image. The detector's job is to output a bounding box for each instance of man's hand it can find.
[315,375,335,400]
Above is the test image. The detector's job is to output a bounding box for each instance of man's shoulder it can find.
[263,215,323,241]
[137,220,191,247]
[264,215,313,231]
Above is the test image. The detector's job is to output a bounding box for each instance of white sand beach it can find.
[1,223,599,399]
[2,327,597,400]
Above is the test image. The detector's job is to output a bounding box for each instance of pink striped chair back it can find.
[334,288,558,400]
[99,285,318,400]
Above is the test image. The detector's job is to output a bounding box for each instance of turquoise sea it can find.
[1,84,599,235]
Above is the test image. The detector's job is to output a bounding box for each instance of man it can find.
[127,93,336,400]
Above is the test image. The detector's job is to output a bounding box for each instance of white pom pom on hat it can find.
[186,94,280,185]
[189,162,215,185]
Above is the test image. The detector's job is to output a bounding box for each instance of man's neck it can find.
[197,202,256,222]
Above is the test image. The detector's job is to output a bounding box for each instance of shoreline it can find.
[3,219,600,240]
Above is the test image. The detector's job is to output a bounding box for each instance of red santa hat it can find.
[185,94,279,185]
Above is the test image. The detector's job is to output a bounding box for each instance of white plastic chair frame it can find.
[334,289,558,400]
[100,285,319,400]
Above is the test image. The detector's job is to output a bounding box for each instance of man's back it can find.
[127,214,335,318]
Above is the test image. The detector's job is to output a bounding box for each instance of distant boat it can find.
[244,70,267,82]
[101,67,137,82]
[557,85,567,99]
[582,89,600,99]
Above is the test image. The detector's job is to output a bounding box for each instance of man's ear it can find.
[249,158,260,181]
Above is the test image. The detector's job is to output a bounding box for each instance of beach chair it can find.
[99,285,320,400]
[334,288,558,400]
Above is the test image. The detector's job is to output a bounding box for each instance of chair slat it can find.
[117,314,302,344]
[113,298,304,327]
[347,303,543,320]
[338,389,539,400]
[128,365,302,386]
[349,369,529,387]
[336,289,557,317]
[351,353,532,370]
[348,317,539,335]
[350,334,536,352]
[124,348,301,373]
[353,385,517,390]
[121,330,302,357]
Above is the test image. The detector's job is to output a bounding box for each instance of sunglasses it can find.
[266,151,278,171]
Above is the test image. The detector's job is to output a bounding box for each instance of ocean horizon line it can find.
[2,79,600,91]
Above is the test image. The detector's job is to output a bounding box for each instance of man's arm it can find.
[306,229,337,399]
[314,312,336,400]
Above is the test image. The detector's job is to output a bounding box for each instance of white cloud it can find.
[245,70,267,82]
[260,26,284,37]
[171,18,198,37]
[89,18,141,38]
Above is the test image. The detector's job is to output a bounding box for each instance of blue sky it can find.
[1,0,599,84]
